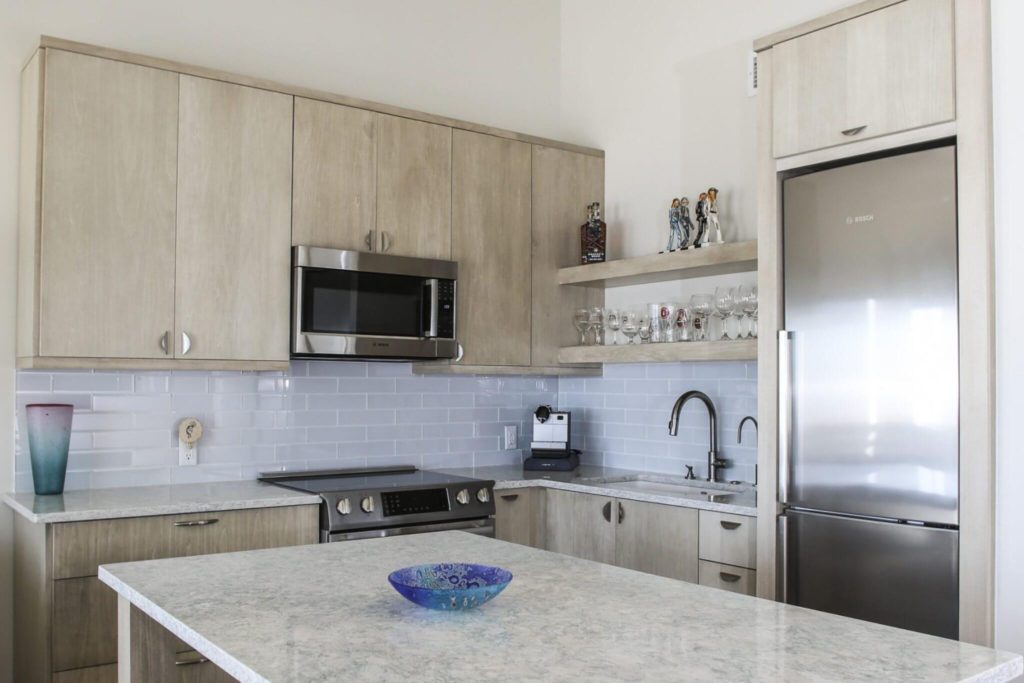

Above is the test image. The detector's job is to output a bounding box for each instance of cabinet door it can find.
[544,489,615,563]
[175,76,293,361]
[614,500,698,582]
[531,146,604,366]
[377,114,452,259]
[292,97,377,250]
[773,0,954,157]
[39,50,178,358]
[495,488,545,547]
[52,577,117,672]
[451,130,532,366]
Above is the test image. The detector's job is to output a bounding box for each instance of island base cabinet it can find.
[121,603,234,683]
[698,560,756,596]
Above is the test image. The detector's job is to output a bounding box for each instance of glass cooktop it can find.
[258,467,481,494]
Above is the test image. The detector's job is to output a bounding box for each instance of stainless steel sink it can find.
[600,479,736,502]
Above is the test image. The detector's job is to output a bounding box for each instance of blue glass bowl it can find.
[388,563,513,610]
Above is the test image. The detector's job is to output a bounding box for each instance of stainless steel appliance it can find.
[259,466,495,543]
[523,405,580,471]
[779,144,959,639]
[292,246,458,360]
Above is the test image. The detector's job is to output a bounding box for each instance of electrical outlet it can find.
[503,425,517,450]
[178,441,198,466]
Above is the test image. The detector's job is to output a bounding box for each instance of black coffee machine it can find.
[523,405,580,472]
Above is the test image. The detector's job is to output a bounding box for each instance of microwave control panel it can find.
[437,279,456,339]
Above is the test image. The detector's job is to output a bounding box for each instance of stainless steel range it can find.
[259,466,495,543]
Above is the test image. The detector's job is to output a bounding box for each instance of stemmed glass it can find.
[606,309,621,345]
[589,307,605,345]
[689,294,713,341]
[573,308,590,346]
[744,286,759,338]
[714,287,736,340]
[621,312,639,344]
[638,315,652,344]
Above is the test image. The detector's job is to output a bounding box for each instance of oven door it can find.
[293,246,457,359]
[323,517,494,543]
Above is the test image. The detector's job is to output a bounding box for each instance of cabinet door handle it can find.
[175,652,209,666]
[454,343,464,363]
[617,501,625,524]
[499,494,519,502]
[365,230,377,252]
[379,231,392,253]
[173,518,218,527]
[720,520,741,531]
[159,331,169,355]
[602,501,612,522]
[719,571,742,583]
[841,125,867,137]
[181,331,192,356]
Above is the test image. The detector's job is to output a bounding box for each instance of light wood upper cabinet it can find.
[614,499,699,582]
[531,146,604,367]
[175,76,293,362]
[451,130,532,367]
[35,50,178,359]
[376,114,452,259]
[773,0,954,158]
[292,97,377,250]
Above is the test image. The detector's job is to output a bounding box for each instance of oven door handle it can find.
[326,518,494,543]
[424,278,439,338]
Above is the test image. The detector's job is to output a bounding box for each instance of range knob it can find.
[455,488,470,505]
[336,498,352,515]
[360,495,375,513]
[476,488,491,503]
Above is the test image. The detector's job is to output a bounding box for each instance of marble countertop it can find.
[3,480,320,523]
[99,531,1022,683]
[440,464,758,516]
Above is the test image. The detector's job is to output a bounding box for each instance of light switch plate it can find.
[503,425,517,450]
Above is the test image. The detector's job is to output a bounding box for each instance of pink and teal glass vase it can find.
[25,404,74,495]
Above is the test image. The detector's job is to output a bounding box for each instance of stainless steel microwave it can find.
[292,246,458,360]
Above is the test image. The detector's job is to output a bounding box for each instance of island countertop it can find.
[99,531,1022,682]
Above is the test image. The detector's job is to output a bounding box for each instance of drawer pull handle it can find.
[499,494,519,502]
[841,125,867,137]
[174,519,219,527]
[720,521,741,530]
[719,572,742,583]
[175,654,209,666]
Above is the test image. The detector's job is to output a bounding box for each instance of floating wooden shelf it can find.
[411,363,601,377]
[557,339,757,364]
[557,240,757,288]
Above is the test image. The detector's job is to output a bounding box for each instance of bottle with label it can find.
[580,202,607,265]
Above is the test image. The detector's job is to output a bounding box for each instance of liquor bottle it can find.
[580,202,607,264]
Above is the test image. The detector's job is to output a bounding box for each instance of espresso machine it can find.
[523,405,581,472]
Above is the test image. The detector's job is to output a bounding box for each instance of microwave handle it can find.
[424,278,439,338]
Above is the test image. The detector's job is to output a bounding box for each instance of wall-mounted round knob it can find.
[476,488,490,503]
[336,498,352,515]
[455,489,470,505]
[360,495,375,513]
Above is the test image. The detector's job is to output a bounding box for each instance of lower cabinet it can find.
[698,560,756,596]
[544,489,617,564]
[494,488,545,548]
[697,510,758,595]
[14,504,319,682]
[614,498,699,582]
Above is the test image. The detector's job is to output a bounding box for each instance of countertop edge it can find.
[963,657,1023,683]
[99,565,268,683]
[490,478,757,517]
[3,491,322,524]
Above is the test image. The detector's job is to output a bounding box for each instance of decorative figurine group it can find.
[665,188,724,252]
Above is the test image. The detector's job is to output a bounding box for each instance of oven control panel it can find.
[382,488,450,517]
[322,481,495,532]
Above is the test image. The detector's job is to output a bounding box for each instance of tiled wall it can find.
[13,362,556,492]
[558,361,758,483]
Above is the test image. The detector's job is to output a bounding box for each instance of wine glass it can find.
[714,287,736,340]
[745,286,759,338]
[675,306,691,342]
[621,312,639,344]
[734,285,750,338]
[638,315,652,344]
[689,294,713,341]
[589,307,605,345]
[573,308,589,345]
[606,309,621,345]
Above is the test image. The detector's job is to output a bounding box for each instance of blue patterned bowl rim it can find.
[388,563,513,589]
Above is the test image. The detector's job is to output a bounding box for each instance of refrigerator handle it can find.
[778,330,794,504]
[777,513,790,604]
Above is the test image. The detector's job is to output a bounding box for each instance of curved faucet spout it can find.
[668,390,725,482]
[737,415,758,444]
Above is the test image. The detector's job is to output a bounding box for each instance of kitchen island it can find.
[99,531,1021,682]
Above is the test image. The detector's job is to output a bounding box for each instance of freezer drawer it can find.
[780,510,958,639]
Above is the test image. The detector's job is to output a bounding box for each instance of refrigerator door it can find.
[781,510,958,639]
[782,145,959,525]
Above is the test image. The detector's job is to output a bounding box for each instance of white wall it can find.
[0,3,563,680]
[992,0,1024,658]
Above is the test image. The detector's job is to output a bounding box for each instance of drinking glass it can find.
[734,285,751,338]
[589,307,605,345]
[646,304,661,342]
[675,306,691,342]
[659,303,677,343]
[746,286,759,338]
[638,315,652,344]
[606,309,621,345]
[714,287,736,340]
[689,294,713,341]
[573,308,590,345]
[621,312,639,344]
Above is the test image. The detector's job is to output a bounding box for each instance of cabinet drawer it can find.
[698,560,756,596]
[53,663,118,683]
[698,511,756,569]
[53,505,318,579]
[53,577,117,672]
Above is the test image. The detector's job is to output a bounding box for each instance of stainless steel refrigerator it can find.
[779,144,960,639]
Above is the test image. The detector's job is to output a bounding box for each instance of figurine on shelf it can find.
[693,192,709,248]
[679,197,695,249]
[664,198,683,252]
[706,187,724,246]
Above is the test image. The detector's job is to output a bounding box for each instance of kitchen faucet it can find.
[737,416,758,444]
[668,390,728,483]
